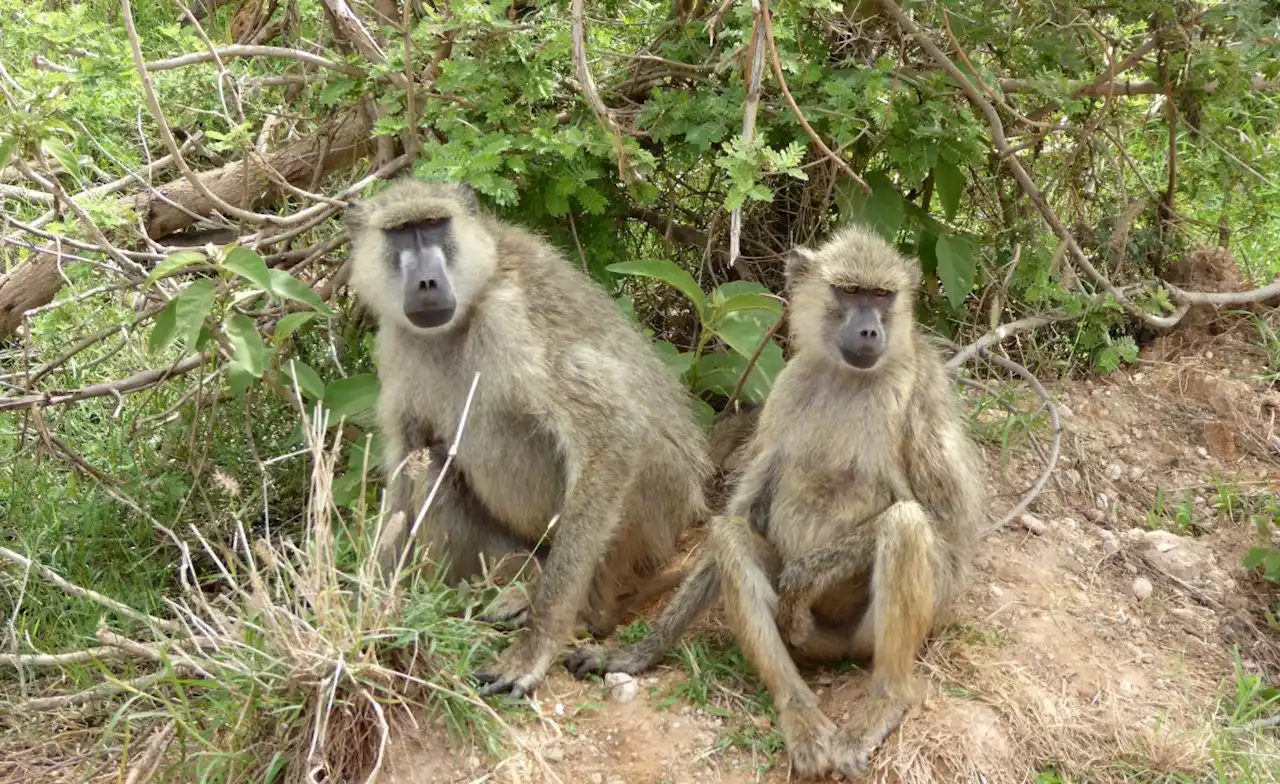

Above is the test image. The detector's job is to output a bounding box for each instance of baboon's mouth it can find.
[405,305,456,329]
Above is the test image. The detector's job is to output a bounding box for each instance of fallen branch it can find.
[0,354,207,412]
[0,547,181,633]
[0,647,126,668]
[944,312,1074,370]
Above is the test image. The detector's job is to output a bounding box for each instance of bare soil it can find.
[386,321,1280,784]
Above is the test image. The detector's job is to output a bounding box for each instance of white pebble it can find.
[590,775,605,784]
[605,672,638,702]
[554,702,565,717]
[543,745,565,763]
[1131,577,1153,600]
[1196,446,1209,458]
[1105,463,1124,481]
[989,585,1004,599]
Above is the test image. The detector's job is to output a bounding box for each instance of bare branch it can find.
[571,0,628,180]
[145,44,367,77]
[729,0,766,267]
[945,312,1075,370]
[761,0,869,195]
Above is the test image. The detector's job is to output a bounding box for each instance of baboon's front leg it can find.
[708,516,864,780]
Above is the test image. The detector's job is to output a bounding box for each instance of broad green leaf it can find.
[607,260,707,315]
[273,312,318,343]
[714,292,783,320]
[225,314,268,378]
[651,340,695,379]
[836,172,903,242]
[283,359,325,401]
[1264,550,1280,581]
[323,374,380,420]
[222,247,273,293]
[934,161,964,220]
[714,302,784,359]
[174,280,216,353]
[145,250,206,286]
[935,234,975,310]
[0,135,18,167]
[226,362,256,396]
[916,228,939,278]
[1243,546,1270,570]
[691,342,784,405]
[267,269,335,316]
[690,397,716,430]
[149,298,180,355]
[40,137,82,184]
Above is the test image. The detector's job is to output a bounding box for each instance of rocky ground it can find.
[385,317,1280,784]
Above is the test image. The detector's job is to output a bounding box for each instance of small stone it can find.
[543,745,565,763]
[605,672,638,702]
[590,775,605,784]
[1095,493,1111,511]
[554,703,565,717]
[1196,446,1209,458]
[1105,463,1124,481]
[1084,508,1105,523]
[1019,513,1047,535]
[1128,465,1144,481]
[989,584,1004,599]
[1058,404,1073,419]
[1097,529,1120,555]
[1131,577,1153,600]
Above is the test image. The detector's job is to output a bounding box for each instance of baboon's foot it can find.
[777,705,838,778]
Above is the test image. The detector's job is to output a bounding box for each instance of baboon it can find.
[566,226,986,777]
[346,178,711,698]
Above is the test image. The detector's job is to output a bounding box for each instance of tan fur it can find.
[347,178,711,698]
[565,224,986,777]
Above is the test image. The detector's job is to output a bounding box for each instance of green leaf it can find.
[715,309,783,359]
[691,342,784,405]
[267,269,335,316]
[607,260,707,315]
[149,298,180,355]
[222,247,273,292]
[273,312,318,343]
[145,250,206,286]
[1244,547,1271,570]
[837,172,903,242]
[226,362,256,396]
[283,359,325,401]
[690,397,716,430]
[323,374,380,421]
[40,137,82,184]
[0,135,19,168]
[651,340,694,379]
[934,160,964,220]
[1264,550,1280,582]
[225,314,268,378]
[916,228,939,278]
[174,279,217,353]
[935,234,975,310]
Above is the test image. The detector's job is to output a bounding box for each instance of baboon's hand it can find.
[475,637,547,700]
[776,593,815,649]
[478,585,533,630]
[777,706,838,778]
[831,696,910,777]
[563,644,649,679]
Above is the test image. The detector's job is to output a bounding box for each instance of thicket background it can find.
[1,0,1279,780]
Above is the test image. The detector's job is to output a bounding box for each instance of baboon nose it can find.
[859,327,879,339]
[417,279,438,291]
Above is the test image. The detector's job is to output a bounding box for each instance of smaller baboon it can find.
[346,177,711,698]
[566,226,985,778]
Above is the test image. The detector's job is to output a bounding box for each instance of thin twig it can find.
[729,0,765,268]
[945,312,1074,370]
[571,0,628,180]
[0,354,207,412]
[145,45,367,77]
[761,0,869,194]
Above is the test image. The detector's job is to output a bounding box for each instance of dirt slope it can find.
[387,325,1280,784]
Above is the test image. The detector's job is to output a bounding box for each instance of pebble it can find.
[989,584,1004,599]
[1104,463,1124,481]
[1097,529,1119,555]
[1084,508,1104,523]
[1196,446,1209,458]
[1131,577,1153,600]
[1019,513,1047,535]
[605,672,638,702]
[591,775,605,784]
[543,745,565,763]
[554,703,565,717]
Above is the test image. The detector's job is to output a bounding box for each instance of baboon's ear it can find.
[784,247,817,287]
[343,201,367,233]
[452,182,480,216]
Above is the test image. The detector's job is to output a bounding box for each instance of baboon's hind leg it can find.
[837,500,941,772]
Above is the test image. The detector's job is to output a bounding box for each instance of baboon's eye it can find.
[872,288,892,298]
[419,217,444,229]
[836,285,861,296]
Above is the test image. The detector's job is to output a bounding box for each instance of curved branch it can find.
[571,0,628,180]
[145,45,367,77]
[876,0,1280,330]
[944,312,1075,370]
[0,354,207,412]
[761,0,869,194]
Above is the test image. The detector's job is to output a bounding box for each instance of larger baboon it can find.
[566,226,986,777]
[346,178,711,698]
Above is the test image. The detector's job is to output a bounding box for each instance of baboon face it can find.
[785,226,920,371]
[385,217,459,329]
[828,284,897,369]
[348,180,497,335]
